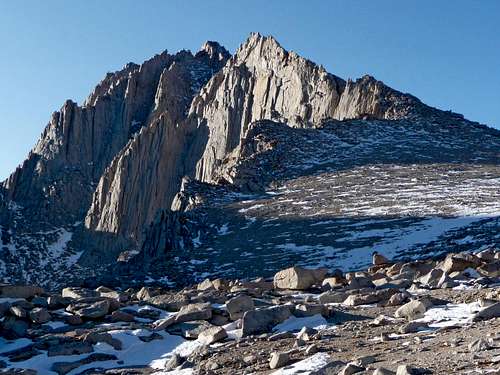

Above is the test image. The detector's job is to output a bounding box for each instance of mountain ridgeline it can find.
[1,33,499,288]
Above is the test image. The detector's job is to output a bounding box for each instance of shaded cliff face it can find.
[84,46,229,239]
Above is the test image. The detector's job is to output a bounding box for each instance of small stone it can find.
[198,326,227,345]
[340,363,365,375]
[269,352,290,369]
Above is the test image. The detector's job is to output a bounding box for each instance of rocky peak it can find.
[196,41,230,64]
[333,74,426,121]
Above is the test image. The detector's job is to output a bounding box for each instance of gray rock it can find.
[146,293,189,311]
[269,352,290,369]
[226,294,254,320]
[175,302,212,323]
[61,287,99,300]
[242,305,292,336]
[198,326,227,344]
[394,300,428,321]
[29,307,51,324]
[274,266,327,290]
[473,302,500,321]
[340,363,365,375]
[66,298,110,319]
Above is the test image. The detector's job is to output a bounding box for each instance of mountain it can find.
[1,33,499,288]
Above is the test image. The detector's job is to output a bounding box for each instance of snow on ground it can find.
[415,302,482,328]
[270,352,335,375]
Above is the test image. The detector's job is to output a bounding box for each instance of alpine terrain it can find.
[0,34,499,374]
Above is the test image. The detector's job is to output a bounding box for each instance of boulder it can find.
[373,252,390,265]
[146,293,189,311]
[473,302,500,321]
[273,267,327,290]
[111,310,135,322]
[226,294,254,320]
[318,291,347,304]
[198,326,227,344]
[62,287,99,299]
[417,268,444,288]
[175,302,212,323]
[29,307,51,324]
[269,352,290,369]
[66,298,110,319]
[477,261,500,278]
[394,300,427,321]
[440,253,481,274]
[242,305,292,336]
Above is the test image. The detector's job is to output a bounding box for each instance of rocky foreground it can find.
[1,250,499,374]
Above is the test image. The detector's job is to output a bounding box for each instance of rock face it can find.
[3,52,173,224]
[84,44,229,240]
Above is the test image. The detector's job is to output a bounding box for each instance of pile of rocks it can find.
[0,249,499,374]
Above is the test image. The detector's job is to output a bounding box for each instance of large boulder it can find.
[29,307,51,324]
[273,267,327,290]
[394,300,428,321]
[146,293,189,311]
[175,303,212,323]
[473,302,500,321]
[198,326,227,345]
[62,287,99,300]
[440,253,481,274]
[242,305,292,336]
[66,298,111,319]
[226,295,254,320]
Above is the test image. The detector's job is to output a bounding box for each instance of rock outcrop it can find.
[3,52,173,224]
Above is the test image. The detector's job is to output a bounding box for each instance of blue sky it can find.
[1,1,499,180]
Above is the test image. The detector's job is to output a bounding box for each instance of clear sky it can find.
[1,1,499,180]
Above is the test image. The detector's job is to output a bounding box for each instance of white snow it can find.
[271,352,334,374]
